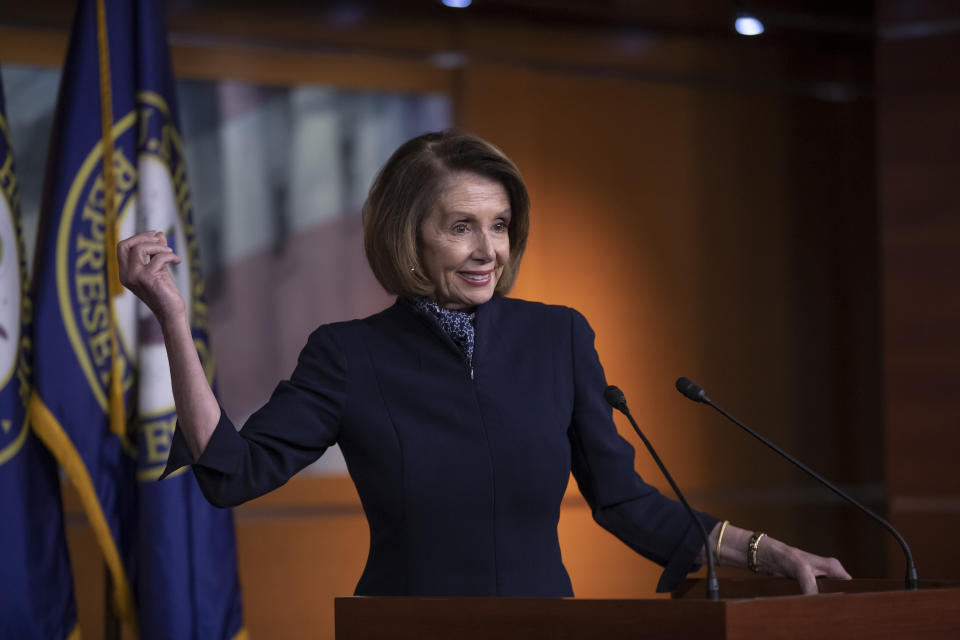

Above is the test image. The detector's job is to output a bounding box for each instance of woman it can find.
[119,130,849,597]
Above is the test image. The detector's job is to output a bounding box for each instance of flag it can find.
[0,70,80,640]
[30,1,245,637]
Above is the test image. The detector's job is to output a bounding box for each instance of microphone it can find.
[675,376,919,590]
[676,376,710,403]
[604,385,720,601]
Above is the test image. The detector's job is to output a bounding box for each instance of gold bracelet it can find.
[715,520,729,565]
[747,531,766,573]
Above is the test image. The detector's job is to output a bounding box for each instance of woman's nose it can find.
[472,231,494,260]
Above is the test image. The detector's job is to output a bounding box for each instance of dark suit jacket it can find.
[163,295,717,596]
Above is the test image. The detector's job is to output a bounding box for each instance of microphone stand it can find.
[605,385,720,600]
[675,377,919,590]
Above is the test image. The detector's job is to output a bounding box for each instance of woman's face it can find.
[419,172,511,309]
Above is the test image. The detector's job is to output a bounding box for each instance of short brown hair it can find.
[362,130,530,298]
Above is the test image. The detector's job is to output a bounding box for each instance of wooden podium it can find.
[335,580,960,639]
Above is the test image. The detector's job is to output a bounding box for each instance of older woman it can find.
[118,130,849,597]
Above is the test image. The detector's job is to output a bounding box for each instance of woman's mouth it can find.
[458,271,493,286]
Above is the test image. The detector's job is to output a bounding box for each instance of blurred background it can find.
[2,0,958,638]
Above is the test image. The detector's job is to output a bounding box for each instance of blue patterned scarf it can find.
[413,297,475,366]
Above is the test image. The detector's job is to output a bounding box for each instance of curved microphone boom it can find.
[675,376,919,590]
[604,385,720,601]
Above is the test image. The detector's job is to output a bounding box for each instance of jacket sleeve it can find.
[566,308,718,592]
[160,325,347,508]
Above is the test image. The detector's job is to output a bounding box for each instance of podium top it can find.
[335,583,960,640]
[672,576,960,599]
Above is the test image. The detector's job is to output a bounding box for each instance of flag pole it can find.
[95,2,129,636]
[104,561,120,640]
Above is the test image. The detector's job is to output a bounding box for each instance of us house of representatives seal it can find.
[57,91,212,480]
[0,113,31,467]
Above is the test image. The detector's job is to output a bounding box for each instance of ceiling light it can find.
[735,14,764,36]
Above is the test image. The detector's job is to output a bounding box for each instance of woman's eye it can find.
[452,223,469,234]
[493,222,509,233]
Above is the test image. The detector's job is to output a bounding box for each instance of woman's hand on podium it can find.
[708,522,852,595]
[758,536,852,595]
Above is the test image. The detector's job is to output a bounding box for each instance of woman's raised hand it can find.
[117,231,185,325]
[118,230,220,460]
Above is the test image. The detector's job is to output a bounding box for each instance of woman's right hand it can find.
[117,231,185,326]
[119,230,221,461]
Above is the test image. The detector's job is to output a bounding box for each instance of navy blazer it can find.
[163,295,717,596]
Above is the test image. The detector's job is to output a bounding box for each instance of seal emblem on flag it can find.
[28,2,245,633]
[56,91,211,474]
[0,115,30,466]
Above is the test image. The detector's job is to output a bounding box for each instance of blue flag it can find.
[0,71,80,640]
[30,1,245,637]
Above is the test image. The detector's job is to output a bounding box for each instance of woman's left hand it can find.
[707,522,852,594]
[757,536,852,594]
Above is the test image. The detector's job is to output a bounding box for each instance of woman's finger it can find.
[119,244,175,288]
[797,569,818,595]
[119,232,168,268]
[119,230,166,252]
[131,243,174,267]
[815,557,851,580]
[145,251,182,274]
